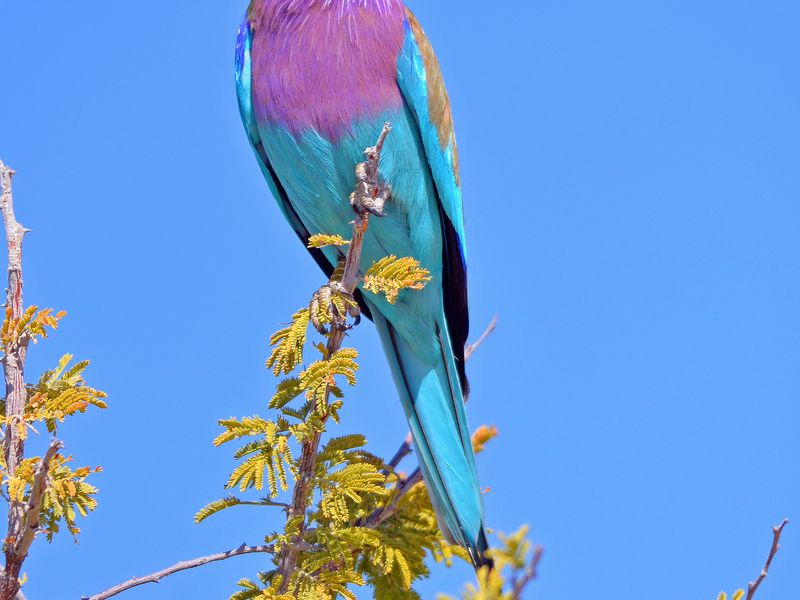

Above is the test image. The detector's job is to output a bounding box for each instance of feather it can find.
[397,9,470,393]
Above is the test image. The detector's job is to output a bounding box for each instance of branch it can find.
[745,519,789,600]
[0,160,32,600]
[15,439,62,557]
[0,159,28,477]
[82,544,278,600]
[385,433,413,473]
[511,545,544,599]
[275,123,392,592]
[386,316,499,473]
[464,315,498,361]
[362,469,423,529]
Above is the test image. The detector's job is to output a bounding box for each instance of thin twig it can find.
[15,439,62,557]
[745,519,789,600]
[385,433,413,473]
[386,316,499,473]
[362,469,423,529]
[0,160,32,600]
[275,124,392,593]
[465,315,498,361]
[82,544,279,600]
[511,545,544,599]
[234,499,289,509]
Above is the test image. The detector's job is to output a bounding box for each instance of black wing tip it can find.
[468,527,494,571]
[437,195,469,395]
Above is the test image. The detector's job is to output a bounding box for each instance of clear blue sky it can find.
[1,1,797,599]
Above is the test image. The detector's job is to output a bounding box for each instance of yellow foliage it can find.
[307,234,350,249]
[21,354,108,434]
[267,309,310,376]
[0,305,66,350]
[299,348,358,415]
[363,256,431,304]
[717,592,745,600]
[0,306,105,553]
[209,237,508,600]
[438,526,540,600]
[0,453,101,543]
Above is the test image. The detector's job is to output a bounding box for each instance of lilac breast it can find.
[249,1,407,140]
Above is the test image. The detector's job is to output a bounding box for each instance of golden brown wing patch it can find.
[404,8,461,186]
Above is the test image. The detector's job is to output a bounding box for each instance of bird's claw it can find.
[350,163,392,217]
[309,281,361,335]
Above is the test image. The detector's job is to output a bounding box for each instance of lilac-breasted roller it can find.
[235,0,489,567]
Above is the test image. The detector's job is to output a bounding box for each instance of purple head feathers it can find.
[247,0,407,140]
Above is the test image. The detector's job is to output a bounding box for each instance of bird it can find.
[235,0,490,568]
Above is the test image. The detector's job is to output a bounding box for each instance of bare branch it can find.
[386,433,413,473]
[0,160,32,600]
[386,316,499,473]
[746,519,789,600]
[15,439,62,557]
[0,159,28,478]
[82,544,279,600]
[511,545,544,599]
[275,124,392,592]
[362,469,423,529]
[465,315,498,361]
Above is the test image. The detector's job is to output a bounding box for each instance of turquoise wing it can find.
[396,9,470,391]
[237,17,367,305]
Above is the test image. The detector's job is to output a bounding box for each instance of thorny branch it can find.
[0,160,57,600]
[0,160,27,478]
[82,544,281,600]
[275,123,393,593]
[745,519,789,600]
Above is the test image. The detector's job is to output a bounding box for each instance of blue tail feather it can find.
[371,307,489,567]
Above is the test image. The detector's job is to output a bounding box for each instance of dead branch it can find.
[362,469,423,529]
[511,545,544,599]
[82,544,279,600]
[465,315,498,361]
[0,160,27,478]
[746,519,789,600]
[0,160,31,600]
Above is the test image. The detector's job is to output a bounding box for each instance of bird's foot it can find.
[350,162,392,217]
[309,280,361,335]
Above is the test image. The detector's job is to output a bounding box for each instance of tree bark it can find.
[0,160,29,600]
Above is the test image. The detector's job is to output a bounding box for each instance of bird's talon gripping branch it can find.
[309,281,360,335]
[349,171,391,217]
[349,123,393,218]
